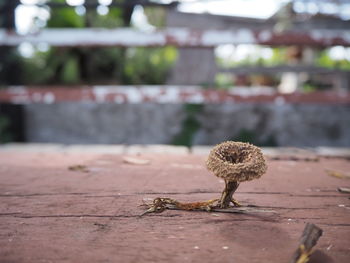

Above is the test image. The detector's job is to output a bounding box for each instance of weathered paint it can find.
[1,28,350,47]
[0,86,349,104]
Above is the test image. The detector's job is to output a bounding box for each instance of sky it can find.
[16,0,350,33]
[16,0,289,34]
[178,0,288,18]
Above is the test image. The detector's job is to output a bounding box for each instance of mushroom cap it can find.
[206,141,267,182]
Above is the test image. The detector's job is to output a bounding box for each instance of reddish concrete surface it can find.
[0,151,349,263]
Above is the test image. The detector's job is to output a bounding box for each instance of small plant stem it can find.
[219,180,240,208]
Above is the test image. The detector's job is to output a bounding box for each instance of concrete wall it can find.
[25,103,185,144]
[194,104,350,147]
[25,103,350,147]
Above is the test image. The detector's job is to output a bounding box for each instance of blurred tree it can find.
[144,6,167,27]
[317,50,350,70]
[0,114,12,143]
[8,0,176,85]
[0,0,22,85]
[123,46,177,84]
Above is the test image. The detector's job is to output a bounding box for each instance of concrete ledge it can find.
[0,143,126,154]
[191,146,212,155]
[262,147,318,160]
[1,144,349,158]
[315,147,350,158]
[125,144,189,155]
[0,143,66,152]
[64,144,126,154]
[0,143,189,155]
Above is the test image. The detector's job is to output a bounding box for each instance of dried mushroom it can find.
[206,141,267,208]
[141,141,268,216]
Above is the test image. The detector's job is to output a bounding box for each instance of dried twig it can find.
[290,223,323,263]
[140,197,275,216]
[338,187,350,194]
[326,169,350,179]
[68,165,89,173]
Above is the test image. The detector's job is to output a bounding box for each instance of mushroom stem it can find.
[219,180,240,208]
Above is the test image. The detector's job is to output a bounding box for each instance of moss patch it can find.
[231,128,277,147]
[172,104,203,147]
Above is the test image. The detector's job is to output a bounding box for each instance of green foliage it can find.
[20,47,68,84]
[0,47,24,85]
[47,0,84,28]
[0,1,5,27]
[265,48,288,66]
[16,3,177,86]
[92,8,124,28]
[215,73,234,89]
[302,83,318,93]
[233,129,256,143]
[144,7,166,27]
[216,47,287,68]
[61,57,80,83]
[316,50,350,70]
[0,115,12,143]
[231,128,277,147]
[123,47,177,84]
[20,45,176,85]
[316,51,334,68]
[172,104,203,147]
[217,46,350,71]
[84,48,123,82]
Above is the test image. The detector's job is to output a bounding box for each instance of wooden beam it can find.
[1,28,350,47]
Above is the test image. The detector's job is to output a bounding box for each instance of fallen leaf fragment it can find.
[68,165,89,173]
[140,197,276,217]
[326,169,350,179]
[123,156,150,165]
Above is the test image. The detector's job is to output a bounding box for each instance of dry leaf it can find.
[326,169,350,179]
[123,156,150,165]
[68,165,89,173]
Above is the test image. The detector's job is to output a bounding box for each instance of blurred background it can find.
[0,0,349,147]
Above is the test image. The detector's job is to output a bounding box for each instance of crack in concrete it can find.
[318,223,350,227]
[0,192,91,197]
[0,213,182,219]
[248,205,323,210]
[0,191,344,198]
[0,213,135,218]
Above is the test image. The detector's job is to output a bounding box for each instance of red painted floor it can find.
[0,149,349,263]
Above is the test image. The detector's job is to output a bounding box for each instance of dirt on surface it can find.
[0,150,349,263]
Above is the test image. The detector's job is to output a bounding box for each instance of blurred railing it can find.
[0,1,350,103]
[1,26,350,104]
[1,27,350,47]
